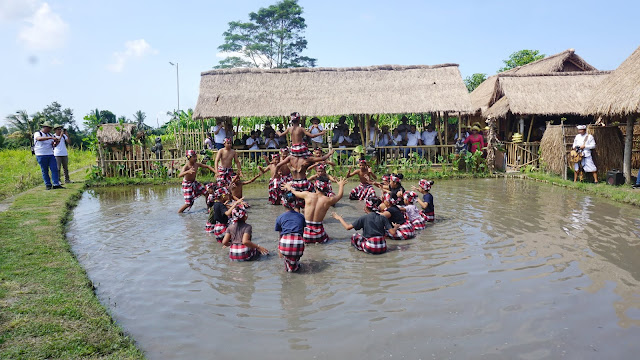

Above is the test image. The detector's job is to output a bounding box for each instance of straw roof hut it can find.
[471,49,597,115]
[96,123,137,145]
[484,71,611,119]
[587,45,640,183]
[193,64,472,119]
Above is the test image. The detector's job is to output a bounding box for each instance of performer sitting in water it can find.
[222,207,269,261]
[401,191,426,231]
[205,187,240,242]
[380,192,416,240]
[283,177,347,243]
[346,159,377,200]
[275,112,326,158]
[275,191,307,272]
[275,145,334,209]
[178,150,217,213]
[229,169,267,207]
[412,179,435,222]
[214,138,242,186]
[332,197,399,255]
[260,153,284,205]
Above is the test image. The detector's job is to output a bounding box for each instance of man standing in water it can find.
[572,125,598,183]
[214,138,242,186]
[284,177,347,243]
[275,146,334,209]
[276,112,326,157]
[178,150,216,213]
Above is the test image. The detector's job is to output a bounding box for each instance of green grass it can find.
[0,183,144,359]
[0,149,96,201]
[521,172,640,207]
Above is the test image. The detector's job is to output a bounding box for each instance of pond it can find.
[67,179,640,359]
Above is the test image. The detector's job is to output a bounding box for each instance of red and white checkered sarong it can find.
[290,142,310,158]
[182,180,206,206]
[386,219,416,240]
[290,178,312,208]
[229,243,259,261]
[411,216,426,231]
[268,177,282,205]
[207,223,227,242]
[349,182,376,200]
[281,174,293,183]
[206,194,215,209]
[278,233,305,272]
[351,234,386,255]
[421,211,435,222]
[303,220,329,243]
[217,166,234,186]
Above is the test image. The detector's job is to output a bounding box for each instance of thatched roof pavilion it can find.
[96,123,137,145]
[471,49,597,115]
[484,71,611,119]
[193,64,472,119]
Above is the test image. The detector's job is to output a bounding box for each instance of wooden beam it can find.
[444,112,449,145]
[624,115,636,184]
[526,115,535,142]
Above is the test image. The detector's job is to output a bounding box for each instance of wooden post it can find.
[444,112,449,145]
[436,113,443,145]
[561,120,567,180]
[365,114,370,147]
[624,114,636,184]
[458,114,462,138]
[526,115,535,142]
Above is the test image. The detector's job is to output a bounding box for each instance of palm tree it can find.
[5,110,38,145]
[133,110,147,129]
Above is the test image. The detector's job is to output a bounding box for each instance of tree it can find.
[464,73,487,92]
[498,50,546,73]
[117,115,128,124]
[5,110,39,145]
[100,110,116,124]
[133,110,147,129]
[36,101,77,132]
[215,0,316,69]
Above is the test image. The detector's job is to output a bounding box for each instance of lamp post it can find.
[169,62,180,114]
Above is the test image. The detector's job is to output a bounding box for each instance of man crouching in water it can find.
[178,150,216,213]
[284,177,347,243]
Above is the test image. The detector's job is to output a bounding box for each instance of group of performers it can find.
[178,112,436,273]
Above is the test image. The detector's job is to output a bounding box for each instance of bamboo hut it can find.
[96,123,137,148]
[540,124,623,178]
[587,45,640,183]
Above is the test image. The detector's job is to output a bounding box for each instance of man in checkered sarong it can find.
[178,150,216,213]
[347,159,377,200]
[283,177,347,244]
[275,112,326,159]
[260,153,283,205]
[275,192,306,272]
[214,138,242,186]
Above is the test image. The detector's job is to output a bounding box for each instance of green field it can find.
[0,149,96,201]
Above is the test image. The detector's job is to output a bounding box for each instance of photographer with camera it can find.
[53,124,71,184]
[33,122,64,190]
[211,119,227,150]
[572,125,598,183]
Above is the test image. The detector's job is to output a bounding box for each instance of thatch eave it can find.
[587,45,640,116]
[96,123,137,145]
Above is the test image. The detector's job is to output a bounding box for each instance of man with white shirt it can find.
[421,124,438,159]
[404,125,421,157]
[211,119,227,150]
[33,122,63,190]
[246,131,260,161]
[332,116,347,144]
[572,125,598,183]
[308,117,324,149]
[53,124,72,184]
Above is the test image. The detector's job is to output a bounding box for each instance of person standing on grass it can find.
[178,150,216,213]
[53,124,71,184]
[572,124,598,183]
[34,121,63,190]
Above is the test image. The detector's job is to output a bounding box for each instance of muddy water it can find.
[67,179,640,359]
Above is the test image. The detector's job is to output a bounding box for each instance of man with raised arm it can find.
[214,138,242,186]
[346,159,377,200]
[276,112,326,158]
[284,177,347,243]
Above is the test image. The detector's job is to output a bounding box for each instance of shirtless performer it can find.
[284,177,347,243]
[260,153,283,205]
[347,159,377,200]
[178,150,216,213]
[275,146,334,209]
[278,147,293,183]
[276,112,326,158]
[308,163,336,197]
[214,138,242,186]
[229,169,267,205]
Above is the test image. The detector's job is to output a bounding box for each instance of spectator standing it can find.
[211,119,227,150]
[308,117,324,149]
[332,116,347,144]
[263,121,276,139]
[396,116,411,139]
[53,124,71,184]
[204,132,214,150]
[405,125,421,157]
[34,122,63,190]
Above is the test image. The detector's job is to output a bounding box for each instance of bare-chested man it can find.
[346,159,377,200]
[308,163,337,197]
[278,147,292,182]
[276,112,326,158]
[229,169,267,205]
[260,153,284,205]
[276,146,334,209]
[284,177,347,243]
[214,138,242,186]
[178,149,216,213]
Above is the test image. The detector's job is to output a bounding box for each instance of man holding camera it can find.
[33,122,64,190]
[53,124,72,184]
[572,125,598,183]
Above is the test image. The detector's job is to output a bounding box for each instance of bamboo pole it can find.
[526,115,535,142]
[436,113,443,145]
[458,114,462,138]
[444,112,449,145]
[365,114,370,147]
[624,115,635,184]
[561,120,567,180]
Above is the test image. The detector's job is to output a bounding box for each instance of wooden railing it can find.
[504,142,540,170]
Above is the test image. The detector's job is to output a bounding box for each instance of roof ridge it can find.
[201,63,460,76]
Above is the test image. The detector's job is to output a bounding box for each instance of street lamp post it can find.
[169,62,180,113]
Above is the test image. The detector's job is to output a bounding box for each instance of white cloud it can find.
[17,2,69,51]
[108,39,158,73]
[0,0,38,22]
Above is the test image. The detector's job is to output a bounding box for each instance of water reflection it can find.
[67,179,640,359]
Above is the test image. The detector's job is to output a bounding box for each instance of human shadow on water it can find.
[296,259,331,274]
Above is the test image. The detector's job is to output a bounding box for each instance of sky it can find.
[0,0,638,129]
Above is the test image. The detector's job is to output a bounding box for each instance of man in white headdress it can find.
[572,125,598,183]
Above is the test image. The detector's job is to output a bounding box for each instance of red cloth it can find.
[351,234,387,254]
[303,220,329,243]
[278,233,305,272]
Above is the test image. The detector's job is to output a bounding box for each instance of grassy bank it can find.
[0,149,96,201]
[0,183,144,359]
[519,172,640,207]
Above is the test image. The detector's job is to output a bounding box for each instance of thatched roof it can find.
[484,71,611,119]
[193,64,472,119]
[471,49,597,114]
[96,123,137,145]
[587,45,640,116]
